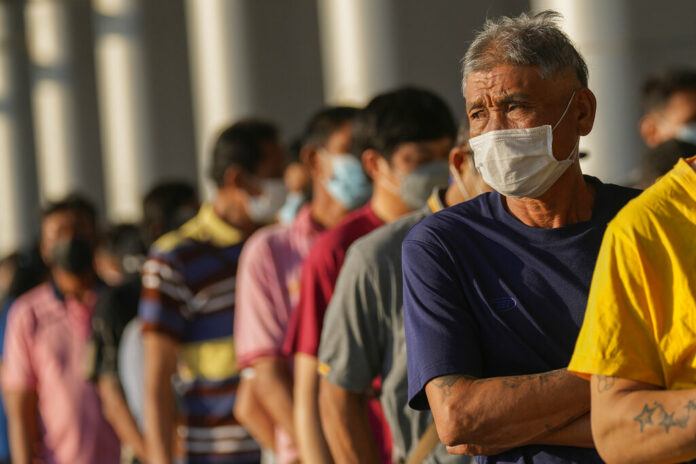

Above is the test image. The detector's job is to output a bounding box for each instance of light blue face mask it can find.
[324,153,372,210]
[277,191,307,225]
[676,122,696,146]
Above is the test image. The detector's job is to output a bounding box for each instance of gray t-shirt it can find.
[318,196,472,464]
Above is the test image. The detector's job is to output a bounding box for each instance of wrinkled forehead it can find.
[464,64,575,106]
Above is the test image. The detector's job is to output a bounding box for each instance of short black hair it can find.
[209,120,279,187]
[143,181,197,242]
[41,193,97,225]
[641,68,696,115]
[351,87,456,159]
[301,106,359,149]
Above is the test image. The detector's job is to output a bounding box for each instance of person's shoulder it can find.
[352,208,429,259]
[243,222,290,256]
[405,193,491,244]
[5,282,51,328]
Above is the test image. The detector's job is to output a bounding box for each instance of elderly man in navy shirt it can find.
[403,10,639,464]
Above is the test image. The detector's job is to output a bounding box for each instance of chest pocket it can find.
[489,297,517,313]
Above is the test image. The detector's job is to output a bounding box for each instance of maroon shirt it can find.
[282,203,392,464]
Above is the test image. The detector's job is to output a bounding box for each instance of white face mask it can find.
[469,90,579,199]
[247,178,287,224]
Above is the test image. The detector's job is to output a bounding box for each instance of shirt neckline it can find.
[487,176,606,242]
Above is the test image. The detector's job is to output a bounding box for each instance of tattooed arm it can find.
[424,369,592,451]
[591,375,696,464]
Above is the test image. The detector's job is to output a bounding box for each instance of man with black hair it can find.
[639,68,696,147]
[232,106,360,463]
[86,181,198,463]
[140,120,286,464]
[2,194,121,464]
[282,87,456,464]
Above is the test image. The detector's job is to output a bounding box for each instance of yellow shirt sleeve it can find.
[568,220,665,387]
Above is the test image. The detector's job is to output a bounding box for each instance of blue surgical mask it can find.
[277,191,307,225]
[324,153,372,210]
[676,122,696,146]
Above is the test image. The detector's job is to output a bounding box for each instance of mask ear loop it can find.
[450,164,472,201]
[552,88,579,131]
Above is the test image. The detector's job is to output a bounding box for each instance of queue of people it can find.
[0,8,695,464]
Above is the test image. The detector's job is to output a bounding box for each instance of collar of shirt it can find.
[291,204,324,238]
[427,186,448,213]
[196,203,244,247]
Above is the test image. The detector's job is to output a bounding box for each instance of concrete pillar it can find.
[25,0,105,208]
[93,0,154,223]
[0,1,40,256]
[185,0,256,200]
[316,0,399,106]
[531,0,641,185]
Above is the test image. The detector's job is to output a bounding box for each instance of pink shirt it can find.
[2,282,120,464]
[234,206,321,463]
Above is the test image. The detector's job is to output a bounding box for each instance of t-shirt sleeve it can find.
[318,245,382,392]
[568,223,664,386]
[234,234,286,368]
[85,293,121,381]
[403,235,482,411]
[283,244,338,357]
[2,300,37,391]
[138,250,189,340]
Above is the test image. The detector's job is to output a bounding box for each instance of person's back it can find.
[140,120,287,464]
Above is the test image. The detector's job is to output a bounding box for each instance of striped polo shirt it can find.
[139,204,260,464]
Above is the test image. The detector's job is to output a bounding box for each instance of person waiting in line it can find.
[277,137,312,225]
[283,87,457,464]
[86,181,198,463]
[639,68,696,148]
[2,194,121,464]
[567,156,696,464]
[0,245,47,464]
[317,117,489,464]
[402,11,640,463]
[139,121,287,464]
[233,106,362,463]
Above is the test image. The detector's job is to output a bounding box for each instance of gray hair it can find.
[462,10,588,93]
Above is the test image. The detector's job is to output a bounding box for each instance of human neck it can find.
[211,193,256,238]
[369,183,412,224]
[503,166,596,229]
[309,187,348,229]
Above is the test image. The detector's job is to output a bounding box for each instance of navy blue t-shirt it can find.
[403,176,639,464]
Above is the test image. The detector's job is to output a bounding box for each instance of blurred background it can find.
[1,0,696,258]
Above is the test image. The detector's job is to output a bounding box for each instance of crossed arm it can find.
[590,375,696,464]
[424,368,593,454]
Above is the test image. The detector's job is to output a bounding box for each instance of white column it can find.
[316,0,399,107]
[25,0,81,201]
[0,1,39,256]
[93,0,154,223]
[531,0,641,184]
[185,0,256,200]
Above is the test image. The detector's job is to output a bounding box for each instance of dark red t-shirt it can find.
[282,203,392,463]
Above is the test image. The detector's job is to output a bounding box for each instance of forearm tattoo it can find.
[432,369,565,396]
[634,400,696,433]
[596,375,616,394]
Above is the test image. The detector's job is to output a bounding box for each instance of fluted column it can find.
[185,0,256,199]
[0,1,39,256]
[25,0,105,207]
[93,0,154,223]
[316,0,399,106]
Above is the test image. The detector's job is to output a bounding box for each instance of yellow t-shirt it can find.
[569,156,696,389]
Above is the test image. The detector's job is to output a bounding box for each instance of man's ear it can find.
[449,146,466,177]
[361,148,383,181]
[222,165,243,189]
[576,87,597,137]
[639,115,660,148]
[301,146,319,174]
